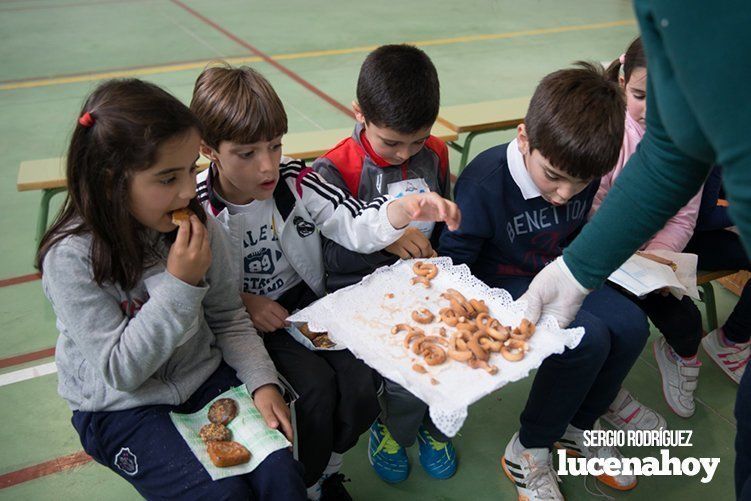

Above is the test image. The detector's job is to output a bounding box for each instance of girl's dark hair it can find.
[36,79,205,290]
[606,37,646,84]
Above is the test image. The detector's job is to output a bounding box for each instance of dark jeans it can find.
[494,277,650,448]
[264,331,380,486]
[72,363,306,501]
[619,291,703,357]
[378,378,449,448]
[686,229,751,342]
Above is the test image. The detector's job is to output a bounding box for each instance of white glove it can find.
[519,256,591,328]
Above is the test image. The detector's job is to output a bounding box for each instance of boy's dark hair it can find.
[36,79,205,290]
[525,61,625,179]
[191,64,288,150]
[606,37,645,85]
[356,44,440,134]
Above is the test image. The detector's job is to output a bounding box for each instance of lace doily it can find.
[288,257,584,436]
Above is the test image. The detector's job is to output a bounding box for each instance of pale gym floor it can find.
[0,0,739,499]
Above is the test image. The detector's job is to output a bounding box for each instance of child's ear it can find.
[516,124,530,155]
[352,101,365,124]
[619,75,626,89]
[200,143,217,163]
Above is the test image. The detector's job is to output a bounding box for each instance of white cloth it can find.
[288,257,584,437]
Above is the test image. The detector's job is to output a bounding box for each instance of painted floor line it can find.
[0,362,57,388]
[0,19,635,91]
[168,0,353,117]
[0,451,92,490]
[0,347,55,369]
[0,272,41,288]
[0,0,151,13]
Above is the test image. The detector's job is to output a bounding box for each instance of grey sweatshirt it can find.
[42,218,279,412]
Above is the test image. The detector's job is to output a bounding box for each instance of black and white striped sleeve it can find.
[281,161,403,253]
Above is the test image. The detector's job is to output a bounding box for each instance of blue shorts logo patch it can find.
[114,447,138,476]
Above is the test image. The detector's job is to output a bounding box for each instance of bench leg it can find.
[699,281,719,332]
[36,188,66,245]
[458,131,482,173]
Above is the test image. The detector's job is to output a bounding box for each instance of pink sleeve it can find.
[589,171,613,219]
[644,188,703,252]
[589,144,627,220]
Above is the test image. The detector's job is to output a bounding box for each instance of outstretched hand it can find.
[388,192,461,231]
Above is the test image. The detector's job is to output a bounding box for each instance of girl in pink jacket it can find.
[594,38,705,430]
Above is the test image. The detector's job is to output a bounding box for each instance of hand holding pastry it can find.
[167,213,211,286]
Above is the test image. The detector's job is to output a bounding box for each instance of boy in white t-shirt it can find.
[191,63,460,500]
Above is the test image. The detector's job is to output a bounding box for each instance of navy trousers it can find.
[72,363,306,501]
[492,277,650,448]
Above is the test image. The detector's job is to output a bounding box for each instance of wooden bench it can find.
[17,123,458,244]
[697,269,739,331]
[437,96,529,172]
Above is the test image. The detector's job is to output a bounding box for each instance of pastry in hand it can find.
[207,440,251,467]
[171,208,192,225]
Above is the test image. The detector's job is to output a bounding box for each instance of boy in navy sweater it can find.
[440,63,650,500]
[314,45,455,484]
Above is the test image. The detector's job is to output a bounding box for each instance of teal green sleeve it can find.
[563,79,710,288]
[564,0,751,288]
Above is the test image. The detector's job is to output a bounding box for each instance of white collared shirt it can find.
[506,138,542,200]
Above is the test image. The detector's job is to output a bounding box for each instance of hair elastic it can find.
[78,112,95,127]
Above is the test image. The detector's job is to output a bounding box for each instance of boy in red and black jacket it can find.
[313,44,456,484]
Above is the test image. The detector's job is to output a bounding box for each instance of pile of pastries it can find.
[392,261,536,382]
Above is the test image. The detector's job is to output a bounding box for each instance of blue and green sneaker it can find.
[417,426,457,479]
[368,421,409,483]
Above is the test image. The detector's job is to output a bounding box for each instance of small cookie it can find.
[298,323,319,341]
[199,423,231,443]
[312,334,335,348]
[207,440,251,467]
[208,398,238,425]
[171,208,191,225]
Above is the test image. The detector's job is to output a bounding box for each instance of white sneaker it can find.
[555,423,637,491]
[601,388,668,431]
[501,432,564,500]
[702,329,749,384]
[653,337,700,418]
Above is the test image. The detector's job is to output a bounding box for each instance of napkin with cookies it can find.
[170,385,291,480]
[288,257,585,438]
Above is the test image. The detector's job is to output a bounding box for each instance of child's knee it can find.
[345,365,380,405]
[569,318,611,367]
[613,311,650,355]
[299,369,337,407]
[251,449,305,491]
[208,477,254,501]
